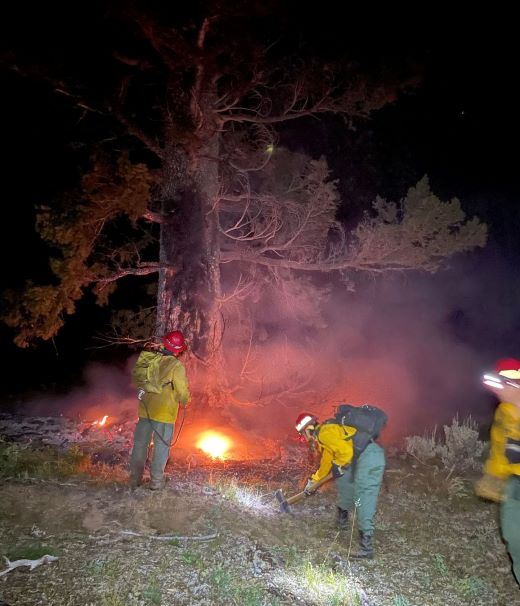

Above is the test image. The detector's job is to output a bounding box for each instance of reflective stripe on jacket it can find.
[138,356,190,424]
[484,401,520,479]
[311,423,357,482]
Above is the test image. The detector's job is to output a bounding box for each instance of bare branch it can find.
[55,88,107,115]
[95,263,162,284]
[0,555,58,577]
[120,530,218,541]
[142,209,174,224]
[112,110,164,159]
[220,251,427,273]
[190,17,212,130]
[112,51,155,70]
[218,273,257,304]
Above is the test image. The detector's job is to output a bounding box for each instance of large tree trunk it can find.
[156,138,222,364]
[157,67,225,402]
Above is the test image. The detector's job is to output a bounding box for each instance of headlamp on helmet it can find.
[482,357,520,391]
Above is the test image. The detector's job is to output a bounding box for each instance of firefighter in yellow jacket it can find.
[129,331,191,490]
[475,357,520,585]
[295,411,386,559]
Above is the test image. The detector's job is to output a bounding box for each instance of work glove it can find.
[332,463,344,478]
[304,479,317,496]
[474,473,506,503]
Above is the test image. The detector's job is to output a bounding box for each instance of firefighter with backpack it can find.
[129,330,191,490]
[295,404,387,559]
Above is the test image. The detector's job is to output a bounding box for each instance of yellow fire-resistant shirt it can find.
[138,356,190,424]
[484,401,520,479]
[311,423,357,482]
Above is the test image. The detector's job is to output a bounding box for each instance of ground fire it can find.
[92,415,108,427]
[196,430,232,459]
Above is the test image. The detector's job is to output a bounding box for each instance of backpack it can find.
[330,404,388,456]
[132,350,169,394]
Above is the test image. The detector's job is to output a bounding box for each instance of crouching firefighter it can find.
[295,404,387,559]
[129,330,191,490]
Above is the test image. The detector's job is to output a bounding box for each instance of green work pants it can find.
[336,441,385,534]
[129,417,174,483]
[501,475,520,585]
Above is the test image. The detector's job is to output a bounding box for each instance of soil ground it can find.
[0,455,518,606]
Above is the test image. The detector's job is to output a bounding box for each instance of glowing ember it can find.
[196,431,232,459]
[92,415,109,427]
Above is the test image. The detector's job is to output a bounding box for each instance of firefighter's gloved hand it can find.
[474,473,506,503]
[137,389,146,401]
[304,479,317,496]
[332,463,344,478]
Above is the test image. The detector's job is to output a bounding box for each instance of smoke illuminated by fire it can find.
[196,431,232,459]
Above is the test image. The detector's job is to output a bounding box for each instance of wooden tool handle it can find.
[286,471,333,505]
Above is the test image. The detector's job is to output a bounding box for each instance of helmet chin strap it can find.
[304,426,317,441]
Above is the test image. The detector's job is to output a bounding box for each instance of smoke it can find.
[218,246,519,447]
[17,358,137,421]
[10,247,518,454]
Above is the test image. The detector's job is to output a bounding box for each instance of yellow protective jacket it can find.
[311,423,357,482]
[138,356,190,424]
[484,401,520,479]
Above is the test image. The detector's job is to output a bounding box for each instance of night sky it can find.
[1,4,519,427]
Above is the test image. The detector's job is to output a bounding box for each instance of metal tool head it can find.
[275,488,291,513]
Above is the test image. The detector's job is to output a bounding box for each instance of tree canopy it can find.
[2,2,487,405]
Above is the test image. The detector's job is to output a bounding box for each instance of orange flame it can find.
[92,415,109,427]
[196,431,232,459]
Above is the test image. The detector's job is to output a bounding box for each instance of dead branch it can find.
[217,273,257,304]
[120,530,218,541]
[95,262,162,283]
[91,333,152,348]
[108,104,166,158]
[0,555,58,577]
[23,479,79,487]
[142,209,175,224]
[220,251,422,273]
[112,51,155,71]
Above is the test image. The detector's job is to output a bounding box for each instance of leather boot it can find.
[349,531,374,559]
[129,475,142,489]
[336,507,349,530]
[149,477,165,491]
[129,468,143,489]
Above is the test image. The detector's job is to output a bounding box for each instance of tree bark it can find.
[156,137,222,363]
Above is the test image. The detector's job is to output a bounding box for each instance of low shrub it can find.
[405,415,486,472]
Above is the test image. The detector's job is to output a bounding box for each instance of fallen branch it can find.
[120,530,218,541]
[0,555,58,577]
[24,478,79,487]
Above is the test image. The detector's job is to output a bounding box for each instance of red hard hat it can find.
[295,412,318,434]
[495,357,520,380]
[162,330,187,355]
